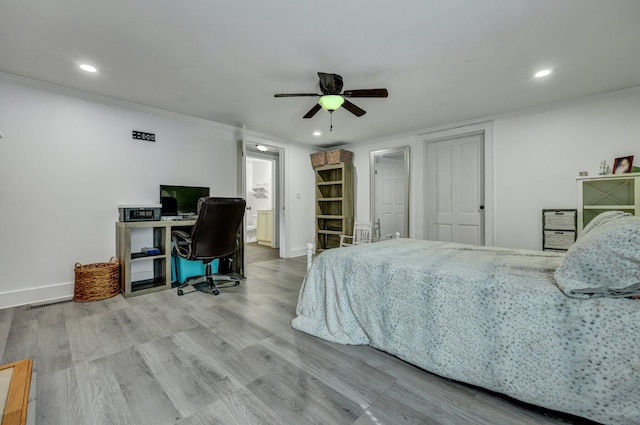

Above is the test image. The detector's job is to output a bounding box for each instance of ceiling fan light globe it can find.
[318,95,345,111]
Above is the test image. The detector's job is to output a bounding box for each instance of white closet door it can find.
[426,133,484,245]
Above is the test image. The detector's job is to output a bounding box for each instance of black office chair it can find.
[171,197,246,296]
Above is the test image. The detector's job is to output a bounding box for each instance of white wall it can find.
[347,87,640,251]
[493,89,640,249]
[0,77,316,308]
[286,144,318,255]
[247,158,273,212]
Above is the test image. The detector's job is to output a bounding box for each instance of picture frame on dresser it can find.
[613,155,633,174]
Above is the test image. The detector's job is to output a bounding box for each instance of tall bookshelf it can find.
[577,172,640,234]
[315,162,354,251]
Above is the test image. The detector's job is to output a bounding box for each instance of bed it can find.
[292,212,640,425]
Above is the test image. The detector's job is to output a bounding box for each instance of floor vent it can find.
[26,299,73,310]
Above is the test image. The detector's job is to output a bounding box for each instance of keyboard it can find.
[161,216,197,221]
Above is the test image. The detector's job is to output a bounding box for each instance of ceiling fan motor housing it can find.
[319,72,343,95]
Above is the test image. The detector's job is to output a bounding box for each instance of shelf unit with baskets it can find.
[542,209,577,252]
[315,162,354,251]
[577,172,640,234]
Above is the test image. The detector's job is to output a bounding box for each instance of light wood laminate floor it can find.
[0,257,598,425]
[246,242,280,264]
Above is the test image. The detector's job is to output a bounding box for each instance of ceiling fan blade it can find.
[303,103,322,119]
[343,88,388,98]
[342,99,366,117]
[274,93,320,97]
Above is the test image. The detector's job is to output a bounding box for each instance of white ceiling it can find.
[1,0,639,146]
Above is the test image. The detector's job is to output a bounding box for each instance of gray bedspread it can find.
[292,238,640,425]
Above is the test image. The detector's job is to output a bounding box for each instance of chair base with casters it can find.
[176,259,240,296]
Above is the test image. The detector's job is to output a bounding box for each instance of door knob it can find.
[479,205,485,210]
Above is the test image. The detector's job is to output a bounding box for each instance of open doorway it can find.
[245,146,281,264]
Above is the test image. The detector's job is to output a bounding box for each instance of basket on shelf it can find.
[325,148,353,164]
[73,257,120,302]
[310,151,327,167]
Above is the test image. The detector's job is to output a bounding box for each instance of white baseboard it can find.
[0,282,74,310]
[287,247,308,258]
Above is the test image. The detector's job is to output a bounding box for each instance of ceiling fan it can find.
[274,72,388,130]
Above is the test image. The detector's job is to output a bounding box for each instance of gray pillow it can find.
[554,212,640,298]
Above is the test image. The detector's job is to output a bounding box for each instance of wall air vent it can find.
[132,130,155,142]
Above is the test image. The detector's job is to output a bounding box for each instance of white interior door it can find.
[426,133,484,245]
[374,154,406,237]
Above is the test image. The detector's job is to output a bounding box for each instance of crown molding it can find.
[346,85,640,148]
[0,71,241,132]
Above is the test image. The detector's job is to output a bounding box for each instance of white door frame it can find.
[370,146,410,238]
[418,122,494,246]
[426,133,484,245]
[239,132,286,258]
[245,152,279,246]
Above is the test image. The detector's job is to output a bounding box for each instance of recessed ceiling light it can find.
[313,131,322,136]
[533,68,553,78]
[79,63,97,73]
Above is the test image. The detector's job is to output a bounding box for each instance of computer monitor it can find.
[159,185,210,216]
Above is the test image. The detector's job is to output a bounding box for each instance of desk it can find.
[115,220,195,297]
[116,220,245,297]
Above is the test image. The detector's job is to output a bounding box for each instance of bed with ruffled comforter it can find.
[292,212,640,425]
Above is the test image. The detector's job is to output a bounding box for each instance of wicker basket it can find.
[74,257,120,302]
[310,151,327,167]
[325,148,353,164]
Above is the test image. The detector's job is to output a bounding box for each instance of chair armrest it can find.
[339,234,353,247]
[171,230,192,258]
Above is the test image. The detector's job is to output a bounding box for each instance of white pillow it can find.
[580,210,631,237]
[554,213,640,298]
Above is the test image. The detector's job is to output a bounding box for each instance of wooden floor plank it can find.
[35,365,83,425]
[35,306,72,375]
[246,363,361,425]
[66,310,134,365]
[101,347,182,425]
[175,387,284,425]
[245,242,280,264]
[1,320,37,366]
[260,332,396,407]
[0,308,14,362]
[137,335,238,418]
[74,359,140,425]
[175,328,266,387]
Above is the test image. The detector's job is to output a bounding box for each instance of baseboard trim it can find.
[0,282,74,310]
[287,247,308,258]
